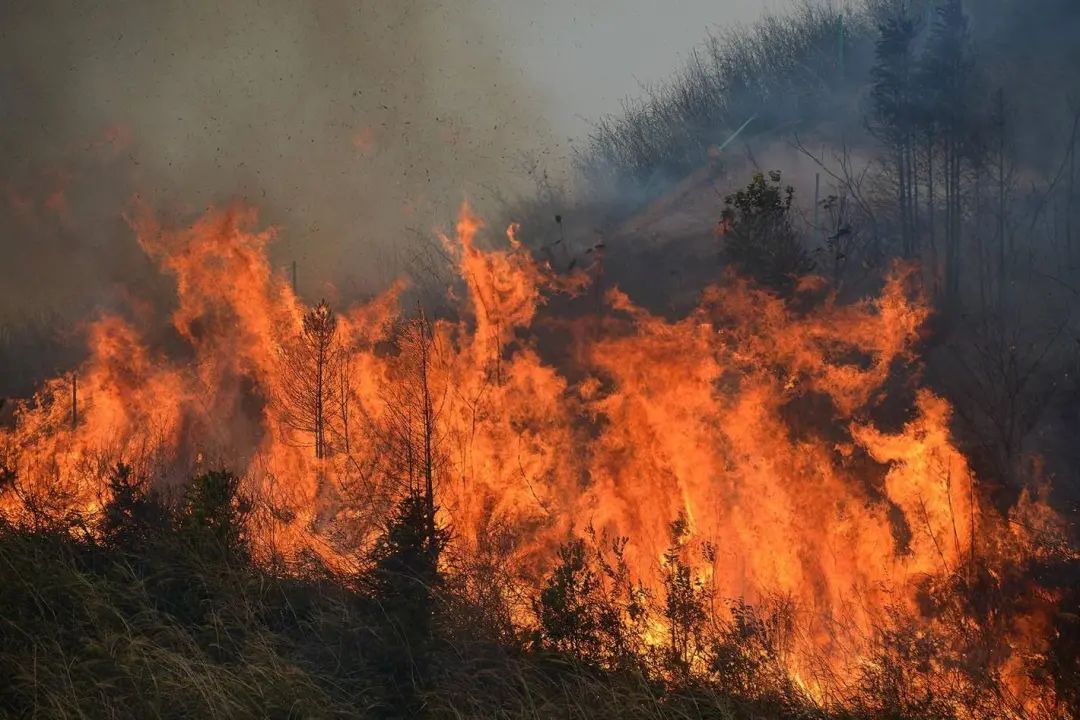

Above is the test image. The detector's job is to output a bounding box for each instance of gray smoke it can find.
[0,0,565,320]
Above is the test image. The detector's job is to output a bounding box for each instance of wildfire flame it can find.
[0,202,1070,716]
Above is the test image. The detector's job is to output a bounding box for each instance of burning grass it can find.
[0,202,1077,718]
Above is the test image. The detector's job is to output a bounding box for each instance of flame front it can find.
[0,202,1069,716]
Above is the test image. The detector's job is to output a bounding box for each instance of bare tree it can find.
[938,310,1072,491]
[280,300,340,460]
[793,135,881,288]
[378,309,442,540]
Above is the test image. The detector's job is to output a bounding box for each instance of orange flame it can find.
[0,202,1070,716]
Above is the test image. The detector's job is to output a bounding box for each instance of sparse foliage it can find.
[660,513,709,680]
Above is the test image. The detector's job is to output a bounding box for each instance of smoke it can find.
[0,0,561,322]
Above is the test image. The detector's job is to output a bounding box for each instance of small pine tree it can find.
[99,463,169,548]
[179,469,250,560]
[719,171,814,295]
[366,490,449,714]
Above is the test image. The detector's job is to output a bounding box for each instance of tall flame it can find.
[0,202,1069,716]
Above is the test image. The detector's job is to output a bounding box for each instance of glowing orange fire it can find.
[0,202,1070,716]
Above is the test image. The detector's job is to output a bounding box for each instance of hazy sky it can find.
[486,0,776,139]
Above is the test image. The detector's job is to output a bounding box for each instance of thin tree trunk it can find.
[1067,112,1077,264]
[927,132,936,254]
[417,311,437,544]
[951,145,962,299]
[927,131,938,296]
[315,345,324,459]
[974,167,987,312]
[899,147,910,257]
[944,134,954,302]
[911,134,920,254]
[339,357,351,459]
[71,373,78,430]
[997,89,1007,311]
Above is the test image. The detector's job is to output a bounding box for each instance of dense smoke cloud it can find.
[0,0,563,320]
